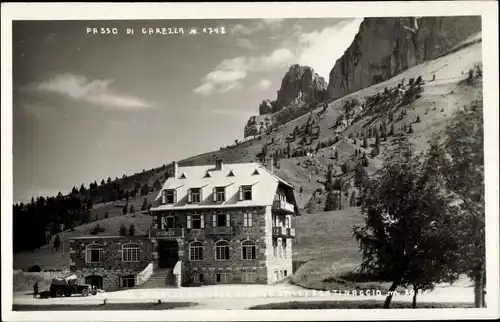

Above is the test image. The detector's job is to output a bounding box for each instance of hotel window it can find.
[243,213,253,227]
[215,240,230,260]
[213,187,226,202]
[242,272,256,283]
[162,189,176,204]
[162,215,175,229]
[122,243,141,262]
[86,243,103,263]
[193,273,204,283]
[216,273,231,283]
[166,190,176,204]
[189,241,204,261]
[241,240,256,260]
[212,213,230,227]
[121,275,136,288]
[188,188,202,203]
[284,270,288,277]
[187,214,205,229]
[285,216,291,229]
[239,185,252,201]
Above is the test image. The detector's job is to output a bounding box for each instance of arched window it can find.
[122,243,141,262]
[241,240,256,260]
[189,241,203,261]
[86,243,103,263]
[215,240,230,260]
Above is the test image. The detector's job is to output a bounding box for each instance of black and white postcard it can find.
[1,2,499,321]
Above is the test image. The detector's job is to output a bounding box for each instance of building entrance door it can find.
[85,275,103,290]
[158,240,179,268]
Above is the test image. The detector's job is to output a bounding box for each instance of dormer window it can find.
[213,187,226,202]
[162,189,177,204]
[239,185,252,201]
[188,188,202,203]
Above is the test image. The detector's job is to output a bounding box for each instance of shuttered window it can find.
[243,213,253,227]
[190,188,201,203]
[213,213,230,227]
[242,186,252,200]
[215,187,225,202]
[189,214,204,229]
[165,190,176,204]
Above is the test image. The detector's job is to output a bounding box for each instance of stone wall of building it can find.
[265,207,294,284]
[153,206,269,285]
[69,236,153,291]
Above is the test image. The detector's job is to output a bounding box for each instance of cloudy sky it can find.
[13,18,363,203]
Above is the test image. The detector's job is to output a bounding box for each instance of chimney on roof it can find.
[172,161,179,178]
[215,159,223,171]
[267,157,274,174]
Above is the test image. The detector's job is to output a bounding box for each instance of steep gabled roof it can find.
[151,162,297,212]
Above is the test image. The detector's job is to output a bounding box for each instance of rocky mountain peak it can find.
[327,16,482,100]
[244,64,327,138]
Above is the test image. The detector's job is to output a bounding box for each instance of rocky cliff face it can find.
[327,16,482,100]
[244,65,327,137]
[276,64,327,109]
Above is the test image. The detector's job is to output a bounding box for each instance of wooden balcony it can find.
[205,226,233,237]
[272,200,295,214]
[272,227,296,238]
[149,228,185,238]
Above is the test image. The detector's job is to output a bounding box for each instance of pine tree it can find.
[363,136,368,149]
[375,128,381,148]
[389,123,395,136]
[129,204,135,214]
[141,197,148,211]
[341,162,349,174]
[324,190,338,211]
[128,224,135,236]
[79,184,86,194]
[334,149,338,160]
[53,235,61,251]
[101,179,105,186]
[122,203,128,215]
[408,123,414,133]
[107,177,112,184]
[119,224,127,236]
[349,191,357,207]
[104,211,109,219]
[415,115,421,123]
[325,164,333,191]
